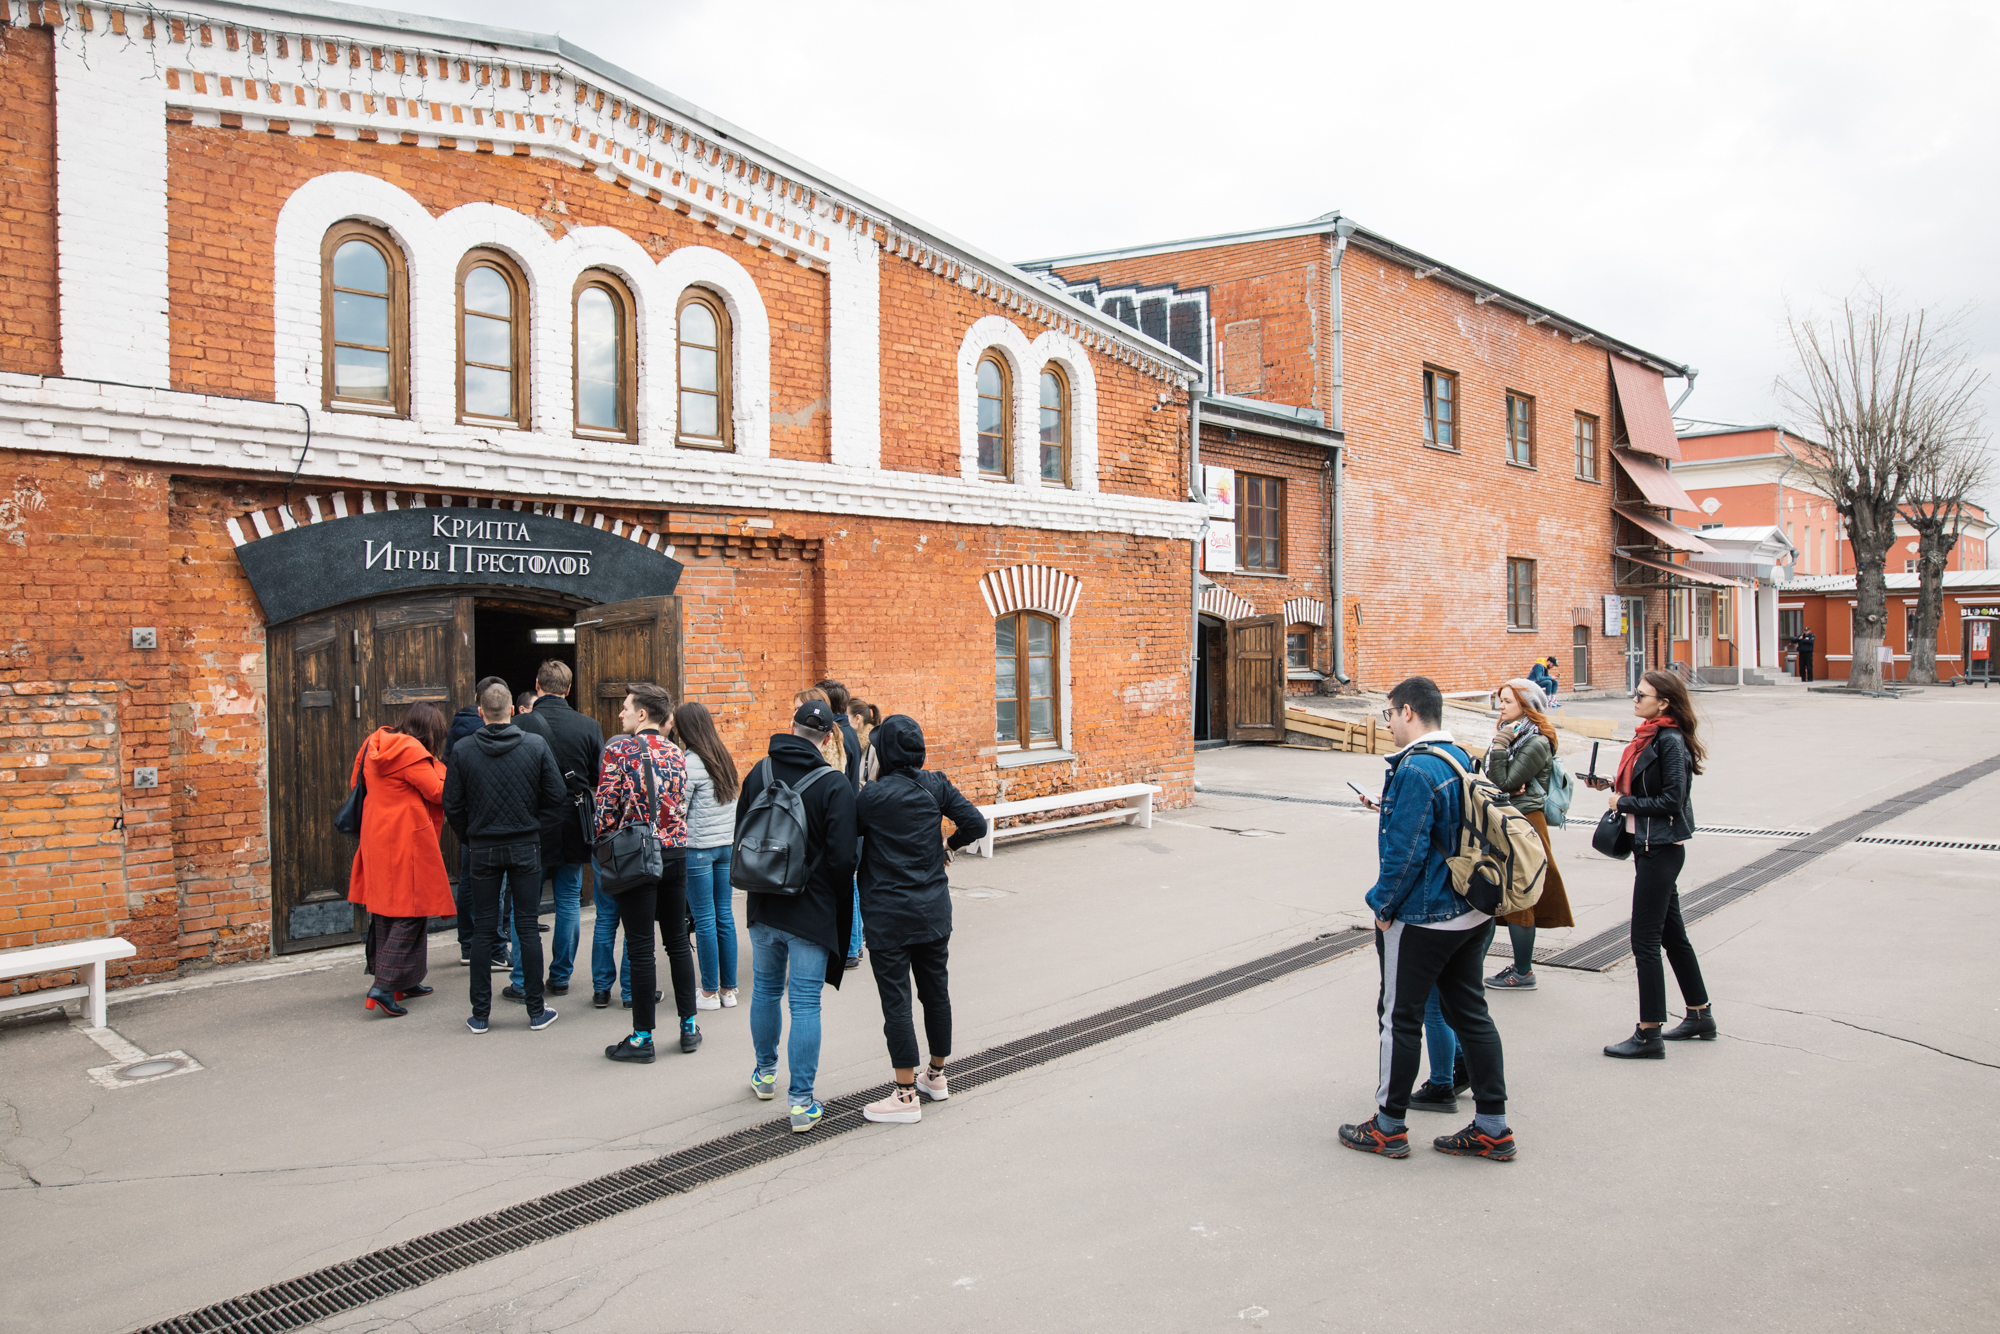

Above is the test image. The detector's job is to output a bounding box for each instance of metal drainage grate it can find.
[1694,825,1818,839]
[1543,751,2000,972]
[1852,835,2000,853]
[131,928,1376,1334]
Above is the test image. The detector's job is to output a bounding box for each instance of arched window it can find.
[977,353,1011,480]
[995,611,1059,747]
[573,270,637,441]
[1038,366,1069,486]
[677,288,731,449]
[457,250,529,426]
[321,222,407,415]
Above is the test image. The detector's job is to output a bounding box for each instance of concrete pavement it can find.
[2,685,1996,1332]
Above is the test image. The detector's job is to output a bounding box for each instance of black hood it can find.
[475,722,526,756]
[872,714,925,772]
[767,732,830,768]
[454,705,480,719]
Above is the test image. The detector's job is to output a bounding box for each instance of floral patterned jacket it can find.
[593,731,689,849]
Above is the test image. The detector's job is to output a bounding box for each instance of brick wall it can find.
[1198,424,1335,692]
[0,24,59,375]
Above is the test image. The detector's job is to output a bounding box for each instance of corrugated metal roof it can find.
[1781,571,2000,594]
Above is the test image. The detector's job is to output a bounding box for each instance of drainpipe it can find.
[1327,219,1354,685]
[1189,385,1205,731]
[1668,366,1700,415]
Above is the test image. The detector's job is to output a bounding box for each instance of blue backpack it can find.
[1543,754,1575,828]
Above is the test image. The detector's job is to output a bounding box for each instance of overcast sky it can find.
[411,0,1999,527]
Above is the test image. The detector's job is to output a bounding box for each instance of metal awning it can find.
[1612,505,1715,553]
[1621,552,1740,589]
[1610,449,1699,511]
[1610,357,1683,462]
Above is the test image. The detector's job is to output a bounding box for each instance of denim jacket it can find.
[1364,733,1476,925]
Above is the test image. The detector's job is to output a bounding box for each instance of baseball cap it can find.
[793,699,835,732]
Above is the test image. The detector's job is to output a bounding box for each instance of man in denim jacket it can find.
[1341,676,1516,1162]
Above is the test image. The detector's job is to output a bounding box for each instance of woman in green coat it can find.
[1482,679,1575,990]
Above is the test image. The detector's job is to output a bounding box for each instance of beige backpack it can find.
[1412,745,1547,918]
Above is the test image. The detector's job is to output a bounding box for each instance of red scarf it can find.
[1615,716,1679,795]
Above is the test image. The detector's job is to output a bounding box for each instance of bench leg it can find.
[979,830,994,858]
[1133,792,1154,830]
[88,958,107,1030]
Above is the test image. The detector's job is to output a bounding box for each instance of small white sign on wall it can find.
[1204,522,1236,573]
[1203,466,1236,519]
[1604,594,1624,637]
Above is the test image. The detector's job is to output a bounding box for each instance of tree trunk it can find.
[1848,505,1895,692]
[1907,522,1960,685]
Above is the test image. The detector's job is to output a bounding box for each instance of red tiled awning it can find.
[1622,552,1740,589]
[1610,357,1682,461]
[1610,448,1699,512]
[1613,505,1716,553]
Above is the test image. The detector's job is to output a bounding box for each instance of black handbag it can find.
[592,750,664,894]
[1592,806,1633,860]
[333,767,366,837]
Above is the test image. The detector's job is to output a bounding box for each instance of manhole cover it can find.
[122,1059,181,1080]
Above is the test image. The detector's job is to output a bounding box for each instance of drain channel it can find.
[130,929,1375,1334]
[1542,751,2000,972]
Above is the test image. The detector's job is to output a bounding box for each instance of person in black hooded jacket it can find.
[445,677,508,968]
[737,698,859,1131]
[852,715,986,1124]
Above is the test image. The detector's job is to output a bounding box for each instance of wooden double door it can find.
[266,591,682,954]
[1197,612,1287,743]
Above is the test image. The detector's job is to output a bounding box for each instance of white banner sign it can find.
[1204,522,1236,573]
[1603,594,1624,637]
[1203,466,1236,519]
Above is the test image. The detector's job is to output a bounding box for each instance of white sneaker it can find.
[696,991,721,1011]
[916,1067,949,1101]
[863,1085,922,1124]
[720,989,739,1008]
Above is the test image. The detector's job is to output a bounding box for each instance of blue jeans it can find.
[687,845,737,992]
[1424,985,1458,1084]
[512,862,584,990]
[592,880,626,998]
[848,882,864,958]
[750,922,829,1107]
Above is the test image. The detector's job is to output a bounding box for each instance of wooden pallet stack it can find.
[1282,709,1390,753]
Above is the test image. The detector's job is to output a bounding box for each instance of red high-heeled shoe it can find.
[364,988,408,1016]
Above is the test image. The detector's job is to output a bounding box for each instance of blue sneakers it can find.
[466,1015,489,1035]
[789,1101,823,1133]
[750,1069,776,1101]
[527,1006,558,1032]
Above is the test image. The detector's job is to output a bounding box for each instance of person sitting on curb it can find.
[1342,675,1516,1162]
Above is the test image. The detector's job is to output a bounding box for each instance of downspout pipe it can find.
[1327,219,1354,685]
[1189,384,1205,735]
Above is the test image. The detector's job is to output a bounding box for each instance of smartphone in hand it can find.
[1347,780,1378,810]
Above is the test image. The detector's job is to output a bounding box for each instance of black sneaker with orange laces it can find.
[1338,1116,1411,1158]
[1433,1122,1517,1161]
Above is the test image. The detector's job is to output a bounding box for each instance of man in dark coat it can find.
[1796,628,1816,682]
[445,676,508,968]
[853,715,986,1124]
[738,698,858,1131]
[444,680,566,1033]
[512,660,603,1002]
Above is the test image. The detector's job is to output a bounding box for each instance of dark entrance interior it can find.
[474,600,577,706]
[1195,615,1226,741]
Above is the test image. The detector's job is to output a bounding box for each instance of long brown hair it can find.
[393,701,448,758]
[1498,680,1557,752]
[671,701,739,803]
[1642,670,1707,774]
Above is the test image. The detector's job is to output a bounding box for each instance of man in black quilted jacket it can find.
[444,679,566,1035]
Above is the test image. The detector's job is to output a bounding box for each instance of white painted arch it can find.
[956,315,1099,491]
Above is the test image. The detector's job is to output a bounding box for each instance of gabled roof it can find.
[1019,211,1692,380]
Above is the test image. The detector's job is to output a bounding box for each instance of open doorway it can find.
[474,599,578,707]
[1195,614,1226,741]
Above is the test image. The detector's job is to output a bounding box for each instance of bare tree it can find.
[1779,288,1986,691]
[1904,441,1993,683]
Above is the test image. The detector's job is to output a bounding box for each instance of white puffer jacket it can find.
[683,749,737,850]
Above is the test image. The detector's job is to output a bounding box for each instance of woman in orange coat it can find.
[348,702,455,1016]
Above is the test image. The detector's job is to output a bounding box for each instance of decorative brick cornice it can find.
[1199,585,1256,621]
[977,564,1083,619]
[1283,596,1327,627]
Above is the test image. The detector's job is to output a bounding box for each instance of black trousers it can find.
[868,935,952,1069]
[467,840,543,1018]
[1799,650,1815,682]
[1376,921,1506,1118]
[1630,843,1708,1023]
[610,850,696,1033]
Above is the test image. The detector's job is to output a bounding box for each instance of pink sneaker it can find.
[863,1084,922,1124]
[916,1067,949,1101]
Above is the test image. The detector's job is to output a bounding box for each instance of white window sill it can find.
[1288,669,1325,681]
[1227,569,1290,579]
[996,747,1076,769]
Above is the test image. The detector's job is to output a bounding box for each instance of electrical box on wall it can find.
[132,627,157,649]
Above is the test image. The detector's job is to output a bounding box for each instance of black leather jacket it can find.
[1616,727,1695,850]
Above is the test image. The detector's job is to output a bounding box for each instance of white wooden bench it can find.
[0,936,136,1029]
[973,783,1162,858]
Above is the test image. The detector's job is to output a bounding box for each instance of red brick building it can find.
[1778,572,2000,683]
[1024,214,1702,700]
[0,3,1208,981]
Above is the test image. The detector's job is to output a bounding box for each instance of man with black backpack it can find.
[851,715,986,1124]
[1341,676,1516,1163]
[734,698,858,1132]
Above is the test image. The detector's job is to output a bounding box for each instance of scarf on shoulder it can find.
[1615,716,1678,795]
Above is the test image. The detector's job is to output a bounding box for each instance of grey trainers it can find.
[750,1069,776,1100]
[789,1101,823,1133]
[1485,966,1538,990]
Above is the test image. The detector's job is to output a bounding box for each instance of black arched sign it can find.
[236,507,684,624]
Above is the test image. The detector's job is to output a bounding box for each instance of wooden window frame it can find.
[572,270,638,443]
[1506,391,1536,468]
[977,351,1013,481]
[321,221,408,417]
[1234,472,1285,572]
[1574,411,1599,481]
[676,287,733,451]
[1038,364,1070,488]
[456,248,530,428]
[995,611,1062,749]
[1506,558,1537,630]
[1422,365,1457,450]
[1286,625,1313,671]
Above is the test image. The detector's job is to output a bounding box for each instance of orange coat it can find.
[346,728,455,918]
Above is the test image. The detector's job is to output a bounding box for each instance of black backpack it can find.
[731,760,838,895]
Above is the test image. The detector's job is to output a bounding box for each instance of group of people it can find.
[1345,668,1712,1162]
[343,665,985,1133]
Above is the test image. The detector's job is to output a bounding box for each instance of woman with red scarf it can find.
[1581,670,1715,1058]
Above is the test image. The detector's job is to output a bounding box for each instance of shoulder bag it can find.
[334,747,367,837]
[592,744,665,895]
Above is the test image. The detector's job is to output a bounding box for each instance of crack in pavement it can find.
[1734,1000,2000,1071]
